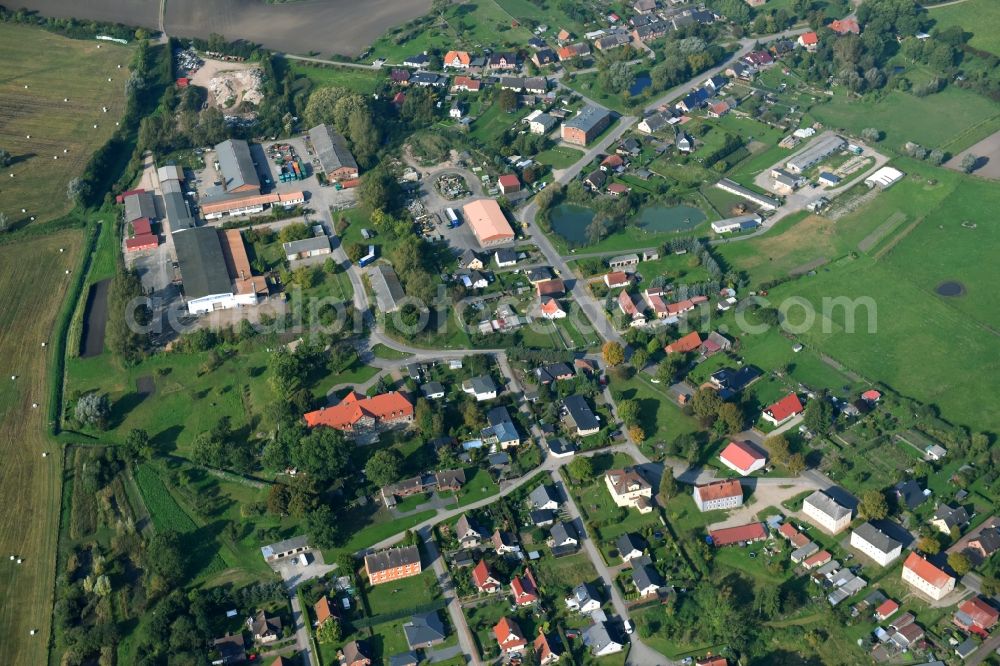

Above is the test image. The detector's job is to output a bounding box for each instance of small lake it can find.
[630,74,652,96]
[636,205,706,233]
[549,203,595,244]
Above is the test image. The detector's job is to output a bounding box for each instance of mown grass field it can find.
[928,0,1000,56]
[0,23,131,226]
[287,61,387,93]
[807,86,1000,156]
[0,231,83,665]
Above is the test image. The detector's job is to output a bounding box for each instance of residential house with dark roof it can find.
[850,523,902,566]
[403,611,447,649]
[584,621,623,656]
[493,529,521,554]
[549,522,579,552]
[529,485,560,511]
[564,395,600,436]
[364,545,422,585]
[931,504,969,535]
[536,362,575,384]
[246,610,282,644]
[616,533,646,563]
[894,480,928,510]
[212,633,247,664]
[632,559,663,597]
[565,582,601,613]
[511,569,539,605]
[967,527,1000,560]
[562,105,613,146]
[455,514,484,548]
[463,376,498,401]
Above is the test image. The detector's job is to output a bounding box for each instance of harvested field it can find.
[0,22,131,226]
[0,231,84,666]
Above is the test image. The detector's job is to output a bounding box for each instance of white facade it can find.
[693,481,744,512]
[802,491,852,534]
[902,558,955,601]
[865,166,904,189]
[850,525,902,566]
[186,291,258,315]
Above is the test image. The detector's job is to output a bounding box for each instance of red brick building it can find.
[364,545,422,585]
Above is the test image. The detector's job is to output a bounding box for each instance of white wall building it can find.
[802,491,853,534]
[850,522,902,566]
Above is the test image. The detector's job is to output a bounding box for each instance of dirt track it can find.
[16,0,431,56]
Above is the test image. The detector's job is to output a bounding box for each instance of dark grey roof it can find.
[369,264,405,312]
[565,105,611,133]
[213,634,246,660]
[364,545,420,573]
[422,381,446,397]
[894,480,927,509]
[530,509,556,525]
[616,533,645,556]
[548,438,576,455]
[933,504,969,529]
[389,652,419,666]
[584,621,619,652]
[309,123,358,176]
[853,522,901,554]
[459,248,481,267]
[487,405,513,427]
[260,534,309,558]
[173,227,233,300]
[550,521,577,544]
[488,452,511,466]
[465,375,497,395]
[564,395,599,432]
[974,527,1000,553]
[632,561,663,591]
[124,191,156,222]
[495,247,518,263]
[529,484,559,508]
[215,139,260,192]
[571,582,599,605]
[161,190,195,231]
[527,266,553,282]
[403,611,446,648]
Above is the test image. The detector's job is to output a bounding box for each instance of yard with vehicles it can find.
[0,22,132,227]
[0,230,83,666]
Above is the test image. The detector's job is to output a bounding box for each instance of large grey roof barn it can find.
[309,123,359,177]
[173,227,232,300]
[215,138,261,192]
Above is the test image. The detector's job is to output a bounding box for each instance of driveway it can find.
[420,527,482,666]
[269,550,337,666]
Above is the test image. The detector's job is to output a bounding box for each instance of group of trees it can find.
[304,86,381,168]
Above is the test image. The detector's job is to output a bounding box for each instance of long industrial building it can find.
[200,138,305,219]
[715,179,780,211]
[785,134,847,174]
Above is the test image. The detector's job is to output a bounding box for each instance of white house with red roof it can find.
[604,271,630,288]
[954,597,999,636]
[902,552,956,601]
[874,599,899,621]
[498,174,521,194]
[797,32,819,51]
[762,393,804,426]
[472,560,502,593]
[719,440,767,476]
[538,298,566,320]
[510,569,539,605]
[494,617,527,653]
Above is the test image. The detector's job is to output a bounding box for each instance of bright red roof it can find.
[720,440,767,473]
[709,522,767,546]
[304,391,413,430]
[494,617,526,647]
[473,560,499,589]
[601,154,624,168]
[695,479,742,502]
[696,657,728,666]
[665,330,701,354]
[804,550,831,567]
[132,217,152,235]
[605,271,629,286]
[511,569,538,603]
[960,597,999,629]
[125,233,158,250]
[862,389,881,401]
[800,32,818,45]
[875,599,898,619]
[904,552,953,589]
[608,183,630,194]
[540,297,563,315]
[829,17,860,34]
[498,174,520,188]
[778,523,799,539]
[765,393,804,422]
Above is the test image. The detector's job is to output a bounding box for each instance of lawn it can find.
[456,467,501,507]
[534,146,586,170]
[0,230,83,665]
[533,551,600,597]
[371,343,413,361]
[287,60,387,93]
[807,86,1000,156]
[928,0,1000,56]
[610,374,701,445]
[0,23,132,226]
[331,509,437,558]
[365,569,441,616]
[470,99,530,145]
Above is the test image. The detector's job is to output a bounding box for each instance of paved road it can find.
[288,593,317,666]
[420,527,483,666]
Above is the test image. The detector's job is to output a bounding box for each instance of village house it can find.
[967,526,1000,560]
[314,596,336,629]
[455,514,484,548]
[719,440,768,476]
[421,381,445,400]
[511,569,540,605]
[549,521,579,552]
[341,640,372,666]
[443,50,472,68]
[802,490,853,534]
[632,559,664,597]
[493,529,521,555]
[494,617,528,653]
[616,533,647,563]
[693,479,744,512]
[709,522,768,547]
[604,271,631,289]
[380,469,466,508]
[954,597,999,636]
[605,468,653,513]
[762,393,804,426]
[462,376,498,401]
[483,406,520,449]
[536,278,566,299]
[562,105,613,146]
[584,622,624,656]
[403,612,447,650]
[529,484,561,511]
[931,504,970,535]
[557,43,591,61]
[617,290,647,327]
[565,582,602,613]
[584,169,607,192]
[364,545,422,585]
[247,610,282,644]
[608,183,631,198]
[798,31,819,51]
[535,362,575,384]
[534,630,563,665]
[539,298,566,319]
[850,523,902,566]
[638,110,674,134]
[564,395,600,436]
[212,633,246,664]
[472,559,503,593]
[451,76,481,92]
[875,599,899,621]
[902,552,956,601]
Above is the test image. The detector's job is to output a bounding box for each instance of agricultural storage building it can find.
[561,105,612,146]
[215,139,261,193]
[157,165,183,183]
[714,179,779,211]
[124,191,156,223]
[712,215,760,234]
[283,234,331,261]
[173,227,237,314]
[309,124,359,181]
[369,264,406,312]
[864,166,904,189]
[785,134,846,174]
[463,199,515,247]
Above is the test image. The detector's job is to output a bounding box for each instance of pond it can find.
[549,203,596,244]
[630,74,652,96]
[636,205,706,233]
